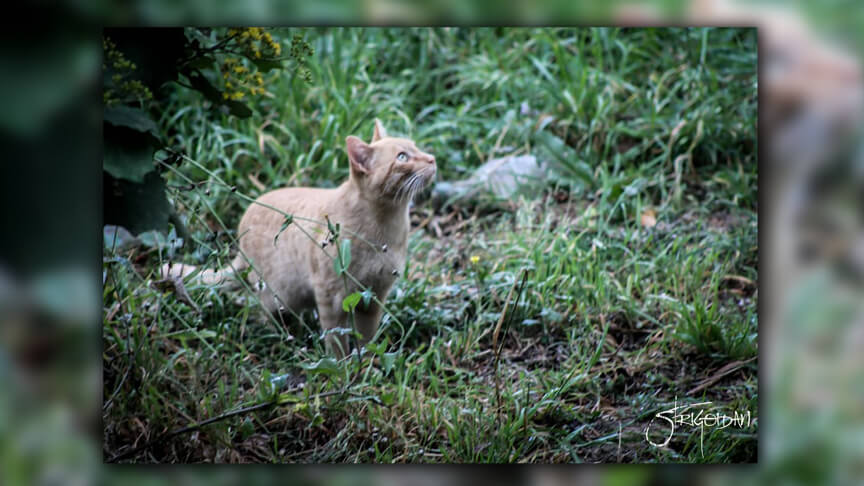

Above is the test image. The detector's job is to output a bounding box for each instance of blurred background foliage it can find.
[0,0,861,482]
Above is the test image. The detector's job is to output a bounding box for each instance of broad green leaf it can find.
[103,170,171,235]
[185,70,222,103]
[299,358,342,377]
[224,100,252,118]
[253,59,283,72]
[381,352,399,376]
[104,106,159,137]
[103,124,159,183]
[186,55,217,71]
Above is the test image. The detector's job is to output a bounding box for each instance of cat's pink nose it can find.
[427,155,436,165]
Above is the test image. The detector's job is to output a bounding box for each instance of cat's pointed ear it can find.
[346,136,372,174]
[372,118,387,143]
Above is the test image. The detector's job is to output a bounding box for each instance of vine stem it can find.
[108,388,341,462]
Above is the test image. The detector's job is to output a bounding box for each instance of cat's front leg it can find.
[350,304,384,347]
[314,291,350,357]
[313,291,383,357]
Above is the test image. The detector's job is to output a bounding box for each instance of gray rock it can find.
[430,154,548,209]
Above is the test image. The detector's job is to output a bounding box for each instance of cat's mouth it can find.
[423,164,437,182]
[394,167,436,203]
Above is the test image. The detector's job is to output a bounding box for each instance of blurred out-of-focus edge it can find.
[1,0,862,483]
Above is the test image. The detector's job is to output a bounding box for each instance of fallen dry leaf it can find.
[640,208,657,228]
[153,277,200,313]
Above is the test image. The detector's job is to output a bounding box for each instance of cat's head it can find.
[344,119,437,205]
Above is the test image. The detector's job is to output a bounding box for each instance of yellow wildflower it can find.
[233,65,246,74]
[470,255,480,264]
[254,49,261,59]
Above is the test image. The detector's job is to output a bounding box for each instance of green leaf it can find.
[103,124,159,183]
[224,100,252,118]
[274,214,294,245]
[238,416,255,440]
[380,391,396,406]
[277,392,302,404]
[381,352,399,376]
[258,369,274,399]
[334,238,351,275]
[342,292,362,313]
[185,70,222,103]
[299,358,342,377]
[341,238,352,271]
[360,288,374,309]
[186,55,217,71]
[268,373,291,390]
[104,106,159,138]
[365,341,384,356]
[103,170,171,235]
[253,58,283,72]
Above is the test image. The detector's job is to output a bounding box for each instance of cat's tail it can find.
[159,257,246,289]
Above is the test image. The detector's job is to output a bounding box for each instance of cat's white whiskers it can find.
[393,177,408,202]
[406,173,424,203]
[396,173,421,204]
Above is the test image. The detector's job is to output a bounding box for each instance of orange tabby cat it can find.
[162,119,436,355]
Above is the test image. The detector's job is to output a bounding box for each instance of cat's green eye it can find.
[396,152,408,162]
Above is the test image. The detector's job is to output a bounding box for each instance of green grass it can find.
[103,27,757,463]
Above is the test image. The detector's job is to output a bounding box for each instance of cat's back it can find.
[241,185,336,227]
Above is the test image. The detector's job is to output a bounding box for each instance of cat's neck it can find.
[335,179,410,241]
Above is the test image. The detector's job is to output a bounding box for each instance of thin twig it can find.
[492,268,530,417]
[108,388,342,462]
